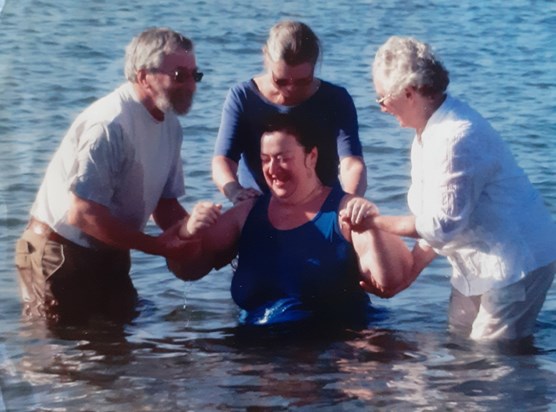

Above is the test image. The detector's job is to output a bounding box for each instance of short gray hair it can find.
[263,20,320,66]
[124,27,194,82]
[373,36,449,97]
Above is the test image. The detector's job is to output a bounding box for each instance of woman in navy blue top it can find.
[171,115,415,326]
[212,20,367,205]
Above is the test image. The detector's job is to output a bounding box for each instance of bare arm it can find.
[370,214,420,238]
[212,155,260,204]
[168,199,254,281]
[340,196,414,298]
[341,197,436,297]
[340,156,367,196]
[67,193,195,259]
[410,241,437,278]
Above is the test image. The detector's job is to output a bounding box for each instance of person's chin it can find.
[173,101,192,116]
[270,180,289,196]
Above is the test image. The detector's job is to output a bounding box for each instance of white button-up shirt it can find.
[408,95,556,296]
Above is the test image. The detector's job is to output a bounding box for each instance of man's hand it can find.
[155,228,201,261]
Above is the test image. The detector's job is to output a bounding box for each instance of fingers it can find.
[178,201,222,238]
[189,202,222,229]
[193,201,222,225]
[342,197,380,228]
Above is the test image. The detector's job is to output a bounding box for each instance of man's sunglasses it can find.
[152,67,204,83]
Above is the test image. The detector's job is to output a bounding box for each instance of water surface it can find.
[1,0,555,410]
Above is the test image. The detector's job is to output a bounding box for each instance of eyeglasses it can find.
[376,93,393,107]
[152,67,204,83]
[271,71,313,88]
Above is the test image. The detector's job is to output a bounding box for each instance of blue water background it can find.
[0,0,555,410]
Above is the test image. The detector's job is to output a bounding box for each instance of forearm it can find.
[355,228,413,298]
[340,156,367,196]
[410,241,437,278]
[212,156,239,194]
[371,214,419,238]
[169,200,239,281]
[167,236,229,281]
[68,194,169,255]
[153,198,188,230]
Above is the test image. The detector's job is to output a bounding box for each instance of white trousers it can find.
[448,261,556,340]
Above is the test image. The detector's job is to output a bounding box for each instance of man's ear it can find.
[135,68,149,87]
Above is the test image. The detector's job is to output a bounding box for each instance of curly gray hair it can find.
[373,36,449,98]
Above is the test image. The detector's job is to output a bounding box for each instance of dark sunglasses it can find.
[152,67,204,83]
[271,71,313,88]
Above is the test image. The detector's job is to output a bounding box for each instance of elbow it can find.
[67,193,92,230]
[359,269,405,299]
[374,287,399,299]
[340,157,367,195]
[167,259,211,281]
[66,205,86,229]
[360,257,413,299]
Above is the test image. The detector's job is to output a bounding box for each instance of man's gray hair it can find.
[124,27,193,82]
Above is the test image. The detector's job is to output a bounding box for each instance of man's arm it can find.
[152,197,188,230]
[67,193,193,259]
[340,155,367,196]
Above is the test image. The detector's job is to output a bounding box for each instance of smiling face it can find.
[260,130,317,202]
[148,49,198,115]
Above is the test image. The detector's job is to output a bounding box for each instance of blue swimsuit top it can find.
[232,184,369,325]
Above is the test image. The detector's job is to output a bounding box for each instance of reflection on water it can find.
[1,0,556,410]
[5,318,555,411]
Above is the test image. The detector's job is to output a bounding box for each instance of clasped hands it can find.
[157,202,222,260]
[339,196,380,231]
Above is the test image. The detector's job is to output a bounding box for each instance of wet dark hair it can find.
[261,113,338,186]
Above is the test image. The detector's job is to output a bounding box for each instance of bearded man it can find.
[15,27,207,324]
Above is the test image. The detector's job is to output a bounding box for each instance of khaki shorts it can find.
[15,229,137,325]
[448,261,556,340]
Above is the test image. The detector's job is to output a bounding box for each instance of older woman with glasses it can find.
[212,20,367,205]
[367,36,556,341]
